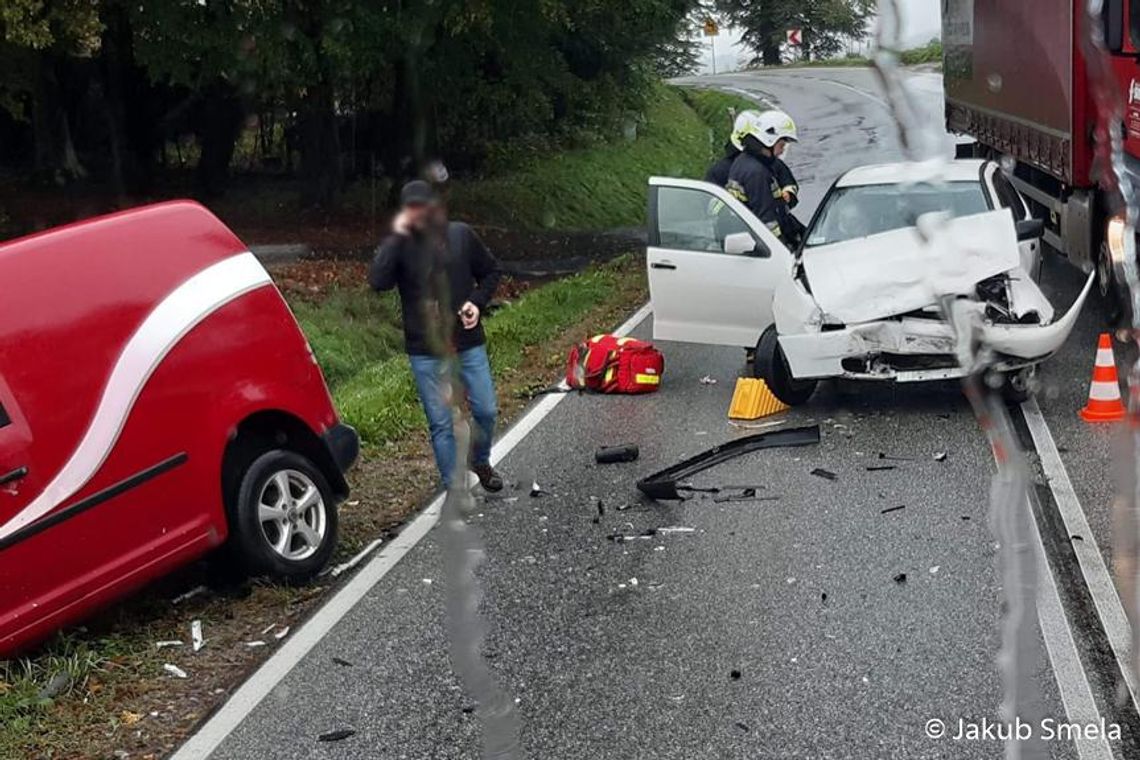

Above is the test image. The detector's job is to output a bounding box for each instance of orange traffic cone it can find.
[1080,333,1126,423]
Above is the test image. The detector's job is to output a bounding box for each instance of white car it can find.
[646,160,1094,405]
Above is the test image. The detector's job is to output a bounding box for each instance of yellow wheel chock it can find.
[728,377,789,420]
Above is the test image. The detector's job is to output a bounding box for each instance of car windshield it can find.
[804,181,989,248]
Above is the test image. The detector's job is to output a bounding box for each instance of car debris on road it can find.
[637,426,820,500]
[595,444,640,464]
[318,728,357,742]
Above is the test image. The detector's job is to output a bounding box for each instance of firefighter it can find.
[708,110,800,211]
[704,111,752,186]
[726,110,800,243]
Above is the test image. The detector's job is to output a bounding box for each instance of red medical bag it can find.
[565,334,664,394]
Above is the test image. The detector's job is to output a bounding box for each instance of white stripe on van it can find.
[0,252,272,542]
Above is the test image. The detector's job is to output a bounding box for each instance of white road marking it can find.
[800,74,891,109]
[1022,398,1140,710]
[1029,490,1116,759]
[721,85,773,107]
[170,302,654,760]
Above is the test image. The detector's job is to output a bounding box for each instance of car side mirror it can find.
[724,231,758,255]
[1016,218,1045,242]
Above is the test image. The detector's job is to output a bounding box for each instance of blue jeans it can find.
[408,345,497,486]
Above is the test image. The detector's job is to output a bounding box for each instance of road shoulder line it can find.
[170,302,654,760]
[1021,398,1139,710]
[1030,490,1116,759]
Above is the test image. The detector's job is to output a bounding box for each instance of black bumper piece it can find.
[636,425,821,500]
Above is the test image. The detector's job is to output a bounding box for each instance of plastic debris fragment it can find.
[191,620,204,652]
[318,728,357,742]
[163,664,188,679]
[595,444,639,464]
[171,585,208,605]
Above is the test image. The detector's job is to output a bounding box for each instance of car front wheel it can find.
[753,326,817,406]
[230,449,339,584]
[1001,366,1036,405]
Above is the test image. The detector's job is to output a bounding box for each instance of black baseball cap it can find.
[400,180,438,207]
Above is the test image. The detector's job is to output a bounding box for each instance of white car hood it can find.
[802,209,1020,324]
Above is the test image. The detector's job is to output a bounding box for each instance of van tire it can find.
[753,326,817,406]
[230,450,338,584]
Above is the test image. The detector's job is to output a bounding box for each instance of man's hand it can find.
[393,210,414,236]
[459,301,480,330]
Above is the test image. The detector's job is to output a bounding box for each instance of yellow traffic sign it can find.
[704,19,719,37]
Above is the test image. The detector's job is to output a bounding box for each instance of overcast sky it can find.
[701,0,942,73]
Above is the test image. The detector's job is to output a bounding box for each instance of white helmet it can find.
[730,110,764,150]
[737,109,799,149]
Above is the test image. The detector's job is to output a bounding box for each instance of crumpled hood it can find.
[801,209,1021,324]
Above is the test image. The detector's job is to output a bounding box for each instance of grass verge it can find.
[450,84,759,231]
[324,262,641,447]
[0,256,648,760]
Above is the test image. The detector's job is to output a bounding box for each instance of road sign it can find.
[786,28,803,46]
[703,18,719,37]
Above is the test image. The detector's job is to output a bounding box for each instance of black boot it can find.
[472,463,504,493]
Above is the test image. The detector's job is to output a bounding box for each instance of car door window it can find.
[655,186,762,256]
[0,402,8,429]
[991,171,1027,221]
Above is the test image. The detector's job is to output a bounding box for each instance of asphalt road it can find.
[176,68,1137,759]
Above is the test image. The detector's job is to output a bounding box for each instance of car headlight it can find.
[1107,214,1134,264]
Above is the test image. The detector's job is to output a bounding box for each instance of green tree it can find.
[716,0,873,65]
[0,0,102,181]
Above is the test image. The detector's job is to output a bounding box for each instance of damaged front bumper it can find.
[779,272,1095,382]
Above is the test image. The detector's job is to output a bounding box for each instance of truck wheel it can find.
[230,450,338,584]
[753,326,817,406]
[1098,242,1124,326]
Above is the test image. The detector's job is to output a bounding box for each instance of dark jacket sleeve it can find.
[704,158,731,187]
[463,225,501,310]
[368,235,403,291]
[773,159,799,208]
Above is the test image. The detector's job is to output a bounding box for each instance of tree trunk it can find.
[193,83,244,199]
[31,54,85,184]
[758,15,781,66]
[100,3,159,195]
[298,81,343,207]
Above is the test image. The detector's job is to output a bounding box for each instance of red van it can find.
[0,202,358,656]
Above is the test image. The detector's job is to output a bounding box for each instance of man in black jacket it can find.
[368,180,504,492]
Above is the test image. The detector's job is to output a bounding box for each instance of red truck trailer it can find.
[943,0,1137,319]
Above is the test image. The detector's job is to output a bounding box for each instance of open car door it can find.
[647,177,793,347]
